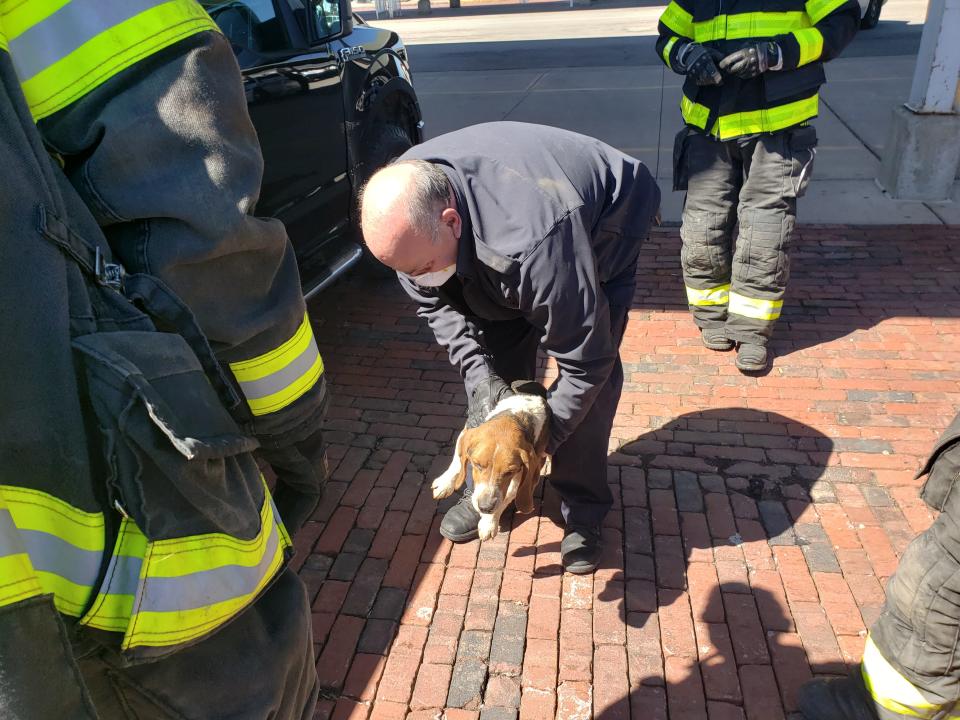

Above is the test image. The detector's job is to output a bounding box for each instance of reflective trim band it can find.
[0,505,43,607]
[693,11,812,42]
[729,291,783,321]
[660,2,694,37]
[806,0,850,23]
[229,313,325,416]
[0,0,71,41]
[681,93,819,139]
[82,480,290,650]
[793,27,824,66]
[686,284,730,306]
[861,635,951,719]
[1,485,105,616]
[662,36,680,66]
[10,0,218,120]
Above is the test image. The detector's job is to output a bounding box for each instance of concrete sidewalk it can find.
[302,225,960,720]
[409,56,957,225]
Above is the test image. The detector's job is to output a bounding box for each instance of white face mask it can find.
[407,264,456,288]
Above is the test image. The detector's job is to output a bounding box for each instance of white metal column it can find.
[877,0,960,200]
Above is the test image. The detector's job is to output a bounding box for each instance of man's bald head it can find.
[360,159,460,276]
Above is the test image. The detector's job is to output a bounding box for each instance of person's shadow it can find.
[522,407,838,717]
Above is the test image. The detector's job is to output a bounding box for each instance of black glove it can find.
[719,41,783,79]
[467,374,514,428]
[677,42,724,86]
[258,428,328,537]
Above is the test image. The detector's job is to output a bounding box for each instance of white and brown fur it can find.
[431,385,551,540]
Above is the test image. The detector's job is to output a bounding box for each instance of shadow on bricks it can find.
[597,582,821,719]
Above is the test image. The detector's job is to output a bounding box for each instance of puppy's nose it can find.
[475,491,500,514]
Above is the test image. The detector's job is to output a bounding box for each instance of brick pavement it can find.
[301,225,960,720]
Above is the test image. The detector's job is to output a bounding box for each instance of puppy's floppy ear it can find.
[513,442,541,515]
[452,427,476,492]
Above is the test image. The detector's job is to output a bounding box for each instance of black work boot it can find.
[439,487,480,542]
[561,524,603,574]
[735,342,769,372]
[701,327,734,351]
[798,671,881,720]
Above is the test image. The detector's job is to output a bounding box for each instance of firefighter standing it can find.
[656,0,860,371]
[0,3,327,717]
[800,410,960,720]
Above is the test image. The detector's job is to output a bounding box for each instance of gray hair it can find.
[389,158,451,242]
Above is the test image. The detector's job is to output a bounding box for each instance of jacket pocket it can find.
[787,125,818,199]
[72,330,291,660]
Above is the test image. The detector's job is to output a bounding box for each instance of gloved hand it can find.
[676,42,724,86]
[719,41,783,79]
[258,428,328,537]
[467,374,514,428]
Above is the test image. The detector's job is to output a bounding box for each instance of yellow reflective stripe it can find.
[793,27,824,66]
[19,0,218,120]
[124,494,287,649]
[0,0,70,41]
[35,570,91,616]
[682,93,819,139]
[2,484,105,552]
[862,635,947,719]
[0,554,43,606]
[686,284,730,306]
[81,519,146,633]
[729,292,783,321]
[662,35,680,66]
[806,0,850,23]
[229,313,325,416]
[693,11,812,42]
[660,2,694,37]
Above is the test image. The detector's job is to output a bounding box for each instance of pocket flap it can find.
[73,331,258,461]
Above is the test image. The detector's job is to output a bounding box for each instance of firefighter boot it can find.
[702,327,734,351]
[798,672,880,720]
[736,343,768,372]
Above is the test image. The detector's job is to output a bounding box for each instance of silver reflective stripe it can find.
[0,508,23,557]
[102,521,281,612]
[9,0,169,82]
[237,337,321,402]
[99,548,144,598]
[19,528,102,587]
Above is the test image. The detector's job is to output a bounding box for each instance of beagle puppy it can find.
[431,382,551,541]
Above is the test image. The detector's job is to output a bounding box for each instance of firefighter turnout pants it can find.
[677,126,817,345]
[858,415,960,719]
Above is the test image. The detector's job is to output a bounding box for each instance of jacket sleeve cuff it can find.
[778,28,824,69]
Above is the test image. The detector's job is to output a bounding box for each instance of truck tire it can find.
[860,0,880,29]
[356,122,415,276]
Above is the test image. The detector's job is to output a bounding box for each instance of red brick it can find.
[342,653,387,702]
[688,562,724,622]
[658,589,698,659]
[594,580,626,644]
[722,593,769,665]
[651,489,681,535]
[559,608,593,682]
[705,493,738,539]
[527,595,561,640]
[836,633,866,667]
[665,655,707,718]
[316,615,365,690]
[368,512,408,559]
[315,507,359,555]
[708,701,746,720]
[501,569,533,604]
[857,525,900,578]
[313,580,351,614]
[594,645,630,720]
[340,469,379,508]
[441,566,474,596]
[556,681,592,720]
[790,601,846,675]
[485,675,521,708]
[314,699,336,720]
[695,621,741,704]
[740,664,785,720]
[401,563,446,625]
[331,698,368,720]
[772,546,819,604]
[444,711,480,720]
[313,612,336,645]
[520,687,556,719]
[375,651,419,704]
[367,701,407,720]
[769,632,813,712]
[812,572,866,637]
[562,572,594,610]
[655,534,687,590]
[735,518,775,571]
[681,512,715,564]
[382,534,427,588]
[627,612,664,687]
[816,504,862,550]
[749,570,793,632]
[410,663,453,710]
[448,538,481,569]
[522,638,558,691]
[631,685,668,720]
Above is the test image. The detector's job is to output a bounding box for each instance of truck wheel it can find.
[860,0,880,29]
[356,123,415,277]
